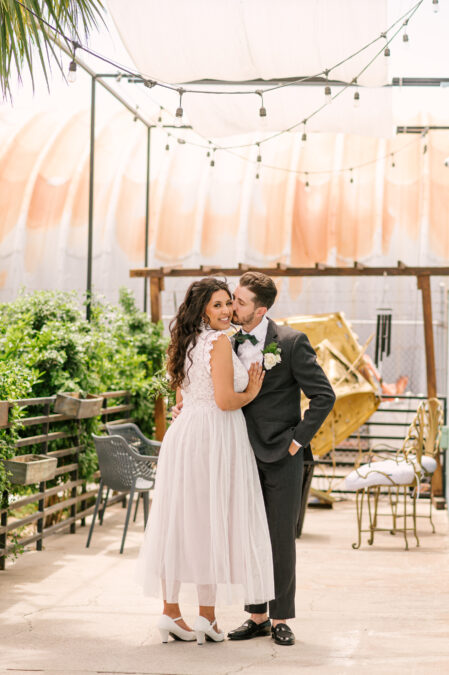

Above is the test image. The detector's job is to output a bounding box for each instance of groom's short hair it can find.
[239,271,277,310]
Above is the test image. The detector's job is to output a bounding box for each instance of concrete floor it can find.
[1,498,449,675]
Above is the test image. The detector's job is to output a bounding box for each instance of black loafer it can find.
[272,623,295,646]
[228,619,271,640]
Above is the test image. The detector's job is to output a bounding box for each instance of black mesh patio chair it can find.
[105,422,161,457]
[105,423,161,523]
[86,434,158,554]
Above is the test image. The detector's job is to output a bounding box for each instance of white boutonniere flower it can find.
[262,342,282,370]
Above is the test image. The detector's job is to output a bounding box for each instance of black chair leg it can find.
[99,487,110,525]
[120,486,135,554]
[142,492,149,528]
[133,492,140,522]
[86,480,103,548]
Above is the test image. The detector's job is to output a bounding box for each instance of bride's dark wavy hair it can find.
[167,277,232,390]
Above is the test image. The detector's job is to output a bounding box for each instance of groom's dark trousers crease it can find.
[245,450,304,620]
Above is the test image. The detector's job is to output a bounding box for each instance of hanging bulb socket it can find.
[384,45,391,57]
[305,173,311,192]
[165,143,170,151]
[175,87,185,120]
[349,169,354,184]
[353,90,360,108]
[301,122,307,142]
[256,90,267,117]
[432,0,439,13]
[324,85,332,102]
[402,32,409,44]
[68,59,77,84]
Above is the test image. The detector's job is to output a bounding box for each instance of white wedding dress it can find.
[136,328,274,606]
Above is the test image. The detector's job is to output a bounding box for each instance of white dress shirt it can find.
[236,316,300,450]
[235,315,268,371]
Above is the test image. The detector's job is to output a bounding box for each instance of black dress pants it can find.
[245,450,304,620]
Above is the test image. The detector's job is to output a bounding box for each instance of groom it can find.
[227,271,335,646]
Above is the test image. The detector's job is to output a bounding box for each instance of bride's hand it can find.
[245,362,265,400]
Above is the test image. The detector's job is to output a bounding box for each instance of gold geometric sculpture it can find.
[277,313,381,457]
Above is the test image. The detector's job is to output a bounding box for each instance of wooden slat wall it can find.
[0,391,133,569]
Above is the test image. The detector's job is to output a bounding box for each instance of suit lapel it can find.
[263,317,279,351]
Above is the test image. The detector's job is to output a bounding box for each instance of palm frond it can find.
[0,0,105,100]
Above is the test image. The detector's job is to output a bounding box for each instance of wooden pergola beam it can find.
[130,264,449,279]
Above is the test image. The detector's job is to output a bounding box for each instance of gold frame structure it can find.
[352,398,443,551]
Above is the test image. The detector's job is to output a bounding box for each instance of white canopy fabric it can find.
[107,0,389,86]
[105,0,446,138]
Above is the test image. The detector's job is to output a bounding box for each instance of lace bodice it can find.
[181,329,248,410]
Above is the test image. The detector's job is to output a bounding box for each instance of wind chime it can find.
[374,308,392,368]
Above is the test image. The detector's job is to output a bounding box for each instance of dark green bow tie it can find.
[234,331,258,346]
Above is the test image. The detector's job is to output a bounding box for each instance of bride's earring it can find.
[200,316,210,330]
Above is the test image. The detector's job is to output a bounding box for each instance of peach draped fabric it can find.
[1,107,449,300]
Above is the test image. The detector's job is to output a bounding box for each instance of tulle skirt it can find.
[136,404,274,606]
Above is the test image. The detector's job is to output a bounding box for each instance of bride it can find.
[136,277,274,645]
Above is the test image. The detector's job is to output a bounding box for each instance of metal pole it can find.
[143,127,151,313]
[86,75,96,322]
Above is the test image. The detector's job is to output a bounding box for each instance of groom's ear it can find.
[255,306,267,318]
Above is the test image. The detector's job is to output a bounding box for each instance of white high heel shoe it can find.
[158,615,196,643]
[194,615,225,645]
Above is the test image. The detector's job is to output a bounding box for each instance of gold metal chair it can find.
[346,398,443,550]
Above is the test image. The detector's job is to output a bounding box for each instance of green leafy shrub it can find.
[0,288,171,494]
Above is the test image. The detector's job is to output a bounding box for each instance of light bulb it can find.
[432,0,439,13]
[353,91,360,108]
[68,60,77,83]
[324,85,332,103]
[256,90,267,118]
[402,32,409,47]
[384,46,391,57]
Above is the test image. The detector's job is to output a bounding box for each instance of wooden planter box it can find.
[2,454,58,485]
[0,401,9,428]
[54,392,104,419]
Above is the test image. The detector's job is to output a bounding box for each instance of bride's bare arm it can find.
[210,334,264,410]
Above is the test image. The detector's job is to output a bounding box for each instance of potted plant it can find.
[54,392,104,419]
[2,454,57,485]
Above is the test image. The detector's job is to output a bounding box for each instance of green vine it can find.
[0,288,170,495]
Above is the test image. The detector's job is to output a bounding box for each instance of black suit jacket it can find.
[234,318,336,463]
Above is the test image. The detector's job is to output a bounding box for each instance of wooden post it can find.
[150,277,167,441]
[417,274,443,497]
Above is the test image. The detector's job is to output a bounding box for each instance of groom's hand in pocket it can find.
[288,439,301,456]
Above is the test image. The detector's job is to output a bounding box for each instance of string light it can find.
[165,132,171,151]
[402,20,410,46]
[305,173,311,192]
[353,90,360,108]
[324,70,332,104]
[175,87,185,126]
[210,148,216,167]
[432,0,439,13]
[256,90,267,118]
[349,168,354,184]
[67,43,78,83]
[13,0,426,180]
[381,32,391,57]
[301,121,307,142]
[255,144,262,178]
[391,154,396,168]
